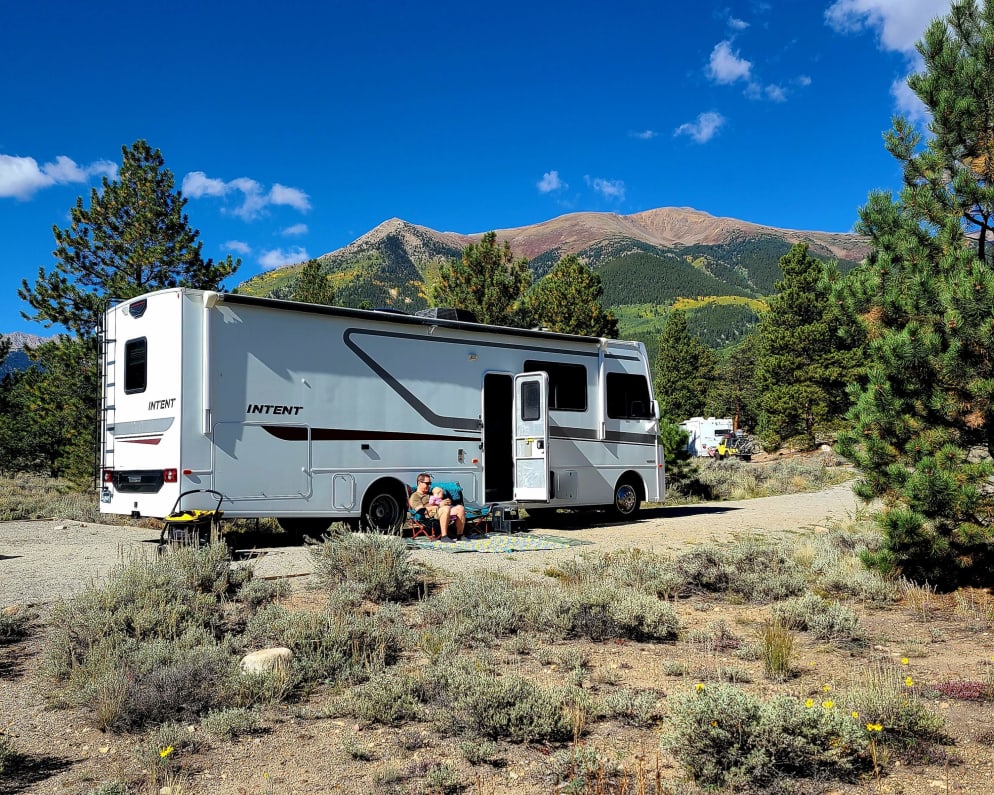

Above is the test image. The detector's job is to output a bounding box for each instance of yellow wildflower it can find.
[901,657,909,665]
[805,698,815,708]
[866,723,883,732]
[905,676,914,687]
[851,711,859,719]
[822,700,835,710]
[695,683,705,692]
[159,746,174,759]
[822,684,831,692]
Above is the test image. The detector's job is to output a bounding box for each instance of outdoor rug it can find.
[406,532,592,553]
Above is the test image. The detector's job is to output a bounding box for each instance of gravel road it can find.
[0,482,861,609]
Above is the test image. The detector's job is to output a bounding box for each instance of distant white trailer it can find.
[679,416,734,457]
[98,289,665,534]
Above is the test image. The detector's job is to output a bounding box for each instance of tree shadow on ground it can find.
[524,503,740,532]
[3,754,76,794]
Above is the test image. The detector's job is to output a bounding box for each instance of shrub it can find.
[434,660,579,743]
[603,688,659,727]
[235,576,290,609]
[0,473,102,522]
[847,661,950,751]
[459,739,501,766]
[201,707,263,740]
[759,620,795,682]
[310,532,429,602]
[417,571,529,644]
[675,540,806,602]
[0,608,32,642]
[663,684,870,788]
[243,602,405,692]
[346,668,426,726]
[548,548,687,599]
[772,593,865,645]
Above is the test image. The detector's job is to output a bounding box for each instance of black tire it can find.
[276,517,332,541]
[611,477,642,518]
[362,487,406,534]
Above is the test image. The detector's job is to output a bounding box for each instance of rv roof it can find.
[217,291,621,346]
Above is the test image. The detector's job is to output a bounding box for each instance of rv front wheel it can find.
[611,477,642,518]
[362,486,405,534]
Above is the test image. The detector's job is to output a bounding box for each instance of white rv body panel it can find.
[100,288,665,526]
[679,416,734,457]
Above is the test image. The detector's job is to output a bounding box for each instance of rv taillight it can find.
[163,469,178,483]
[102,469,113,483]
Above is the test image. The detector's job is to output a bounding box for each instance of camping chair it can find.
[406,481,494,539]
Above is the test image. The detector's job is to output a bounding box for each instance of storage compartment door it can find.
[513,372,550,501]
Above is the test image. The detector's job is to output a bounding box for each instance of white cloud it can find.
[674,112,726,143]
[797,74,813,87]
[728,17,749,30]
[182,171,228,198]
[224,240,252,255]
[584,175,626,201]
[631,130,658,140]
[0,153,117,200]
[537,170,566,193]
[824,0,951,54]
[259,246,308,270]
[281,223,309,236]
[764,84,787,102]
[825,1,950,121]
[708,40,752,84]
[182,171,311,221]
[269,183,311,212]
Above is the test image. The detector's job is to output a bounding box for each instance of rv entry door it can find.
[513,372,550,501]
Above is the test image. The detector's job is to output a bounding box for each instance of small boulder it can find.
[240,647,293,674]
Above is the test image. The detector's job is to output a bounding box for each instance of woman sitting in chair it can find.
[410,472,466,543]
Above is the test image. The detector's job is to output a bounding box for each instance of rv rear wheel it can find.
[610,477,642,518]
[362,487,405,534]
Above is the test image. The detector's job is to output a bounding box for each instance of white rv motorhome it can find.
[99,288,664,534]
[679,416,734,457]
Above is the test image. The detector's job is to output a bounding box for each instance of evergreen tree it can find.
[653,310,719,423]
[837,0,994,585]
[754,243,864,450]
[19,140,238,338]
[705,332,761,432]
[428,232,531,326]
[13,140,238,483]
[291,258,336,305]
[522,254,618,337]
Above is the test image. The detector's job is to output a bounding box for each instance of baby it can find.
[428,486,446,507]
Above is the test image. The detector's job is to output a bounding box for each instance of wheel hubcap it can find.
[616,485,636,514]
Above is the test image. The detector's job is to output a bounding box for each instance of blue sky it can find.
[1,0,953,335]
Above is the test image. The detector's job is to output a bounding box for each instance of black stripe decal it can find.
[263,426,480,443]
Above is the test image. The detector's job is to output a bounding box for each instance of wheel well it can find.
[361,477,408,512]
[617,471,645,500]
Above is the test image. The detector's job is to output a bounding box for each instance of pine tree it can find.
[653,310,719,424]
[754,243,864,450]
[291,259,336,305]
[427,232,531,326]
[837,0,994,585]
[13,140,238,483]
[705,332,761,433]
[19,140,238,338]
[522,254,618,337]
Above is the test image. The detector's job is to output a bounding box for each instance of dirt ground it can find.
[3,483,994,794]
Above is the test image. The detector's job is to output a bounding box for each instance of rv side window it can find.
[523,360,586,411]
[124,338,147,394]
[606,372,652,419]
[520,381,541,421]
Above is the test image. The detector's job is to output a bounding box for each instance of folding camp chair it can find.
[406,481,493,540]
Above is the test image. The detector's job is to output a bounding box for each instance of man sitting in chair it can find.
[410,472,466,543]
